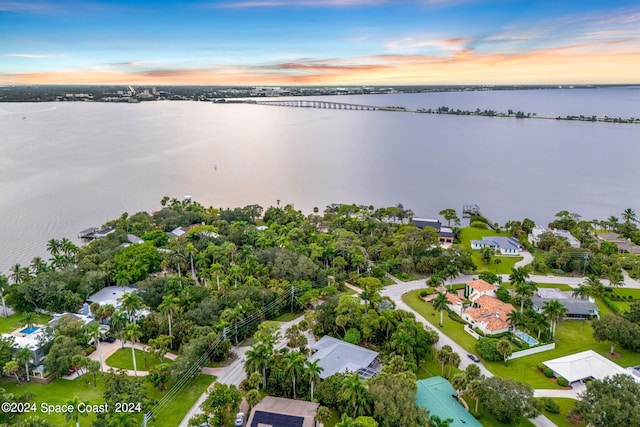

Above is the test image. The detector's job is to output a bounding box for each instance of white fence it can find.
[509,343,556,360]
[464,325,481,340]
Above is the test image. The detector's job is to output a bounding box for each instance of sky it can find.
[1,0,640,85]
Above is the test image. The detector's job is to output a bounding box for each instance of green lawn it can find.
[274,312,299,322]
[105,348,172,371]
[1,372,212,427]
[459,228,523,274]
[536,398,577,427]
[403,290,640,389]
[0,312,52,334]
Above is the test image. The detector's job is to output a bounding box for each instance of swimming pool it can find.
[514,330,539,346]
[20,326,40,334]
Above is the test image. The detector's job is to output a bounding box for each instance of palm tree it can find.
[336,414,358,427]
[530,312,550,341]
[584,276,605,298]
[389,329,414,360]
[515,281,537,313]
[509,266,530,287]
[158,295,181,348]
[572,284,592,300]
[118,292,145,324]
[451,372,467,398]
[22,312,36,330]
[246,388,261,415]
[445,264,459,289]
[10,263,27,284]
[15,347,33,381]
[0,274,9,317]
[124,323,141,376]
[432,292,449,327]
[430,415,454,427]
[447,352,461,378]
[507,310,527,332]
[107,412,138,427]
[315,406,332,427]
[542,300,568,339]
[426,274,445,288]
[305,359,323,401]
[467,379,482,412]
[46,238,62,256]
[64,396,89,427]
[245,343,273,389]
[284,351,306,399]
[378,309,396,339]
[185,242,198,281]
[340,373,369,418]
[29,257,48,275]
[436,346,452,376]
[496,339,512,366]
[110,310,128,349]
[622,208,638,224]
[85,323,105,372]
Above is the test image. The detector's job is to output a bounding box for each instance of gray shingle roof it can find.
[308,336,379,379]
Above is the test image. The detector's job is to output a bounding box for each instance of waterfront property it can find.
[78,227,115,240]
[597,232,640,255]
[416,376,482,427]
[543,350,640,384]
[531,288,599,319]
[246,396,319,427]
[529,225,581,248]
[411,217,455,244]
[471,236,521,255]
[308,336,380,379]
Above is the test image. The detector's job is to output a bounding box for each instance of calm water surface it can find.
[1,89,639,274]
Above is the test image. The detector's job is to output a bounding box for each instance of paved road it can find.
[382,277,559,427]
[178,315,307,427]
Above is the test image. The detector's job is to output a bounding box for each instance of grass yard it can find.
[461,397,535,427]
[537,398,577,427]
[0,312,52,334]
[274,312,299,322]
[459,228,523,274]
[105,348,172,371]
[1,372,212,427]
[403,289,640,389]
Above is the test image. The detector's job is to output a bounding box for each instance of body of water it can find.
[1,88,639,274]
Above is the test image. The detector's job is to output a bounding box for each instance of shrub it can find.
[447,310,467,324]
[470,221,489,229]
[84,346,96,356]
[557,377,569,387]
[470,411,482,420]
[419,289,428,298]
[602,297,621,315]
[540,397,561,414]
[493,258,502,265]
[543,367,554,378]
[344,328,361,345]
[551,269,565,275]
[473,328,485,337]
[476,338,502,362]
[470,215,489,224]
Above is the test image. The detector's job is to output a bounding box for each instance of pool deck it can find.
[10,324,45,338]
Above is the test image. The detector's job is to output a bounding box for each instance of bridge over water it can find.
[252,99,379,111]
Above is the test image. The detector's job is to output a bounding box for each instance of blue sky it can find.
[1,0,639,85]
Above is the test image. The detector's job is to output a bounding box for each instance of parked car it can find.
[467,353,480,363]
[105,336,116,343]
[234,412,244,426]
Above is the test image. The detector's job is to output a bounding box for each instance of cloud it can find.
[386,37,473,52]
[4,53,51,58]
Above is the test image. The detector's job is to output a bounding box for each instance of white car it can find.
[234,412,244,427]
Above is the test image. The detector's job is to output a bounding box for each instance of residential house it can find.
[459,280,514,335]
[416,377,483,427]
[529,225,580,248]
[531,288,599,319]
[411,217,455,244]
[461,295,515,335]
[597,233,640,255]
[543,350,640,384]
[246,396,319,427]
[308,336,380,379]
[471,236,521,255]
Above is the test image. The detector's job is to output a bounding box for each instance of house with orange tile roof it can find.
[445,292,465,315]
[461,294,515,335]
[465,279,499,302]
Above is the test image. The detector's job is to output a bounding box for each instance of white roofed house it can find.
[529,225,580,248]
[471,236,521,255]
